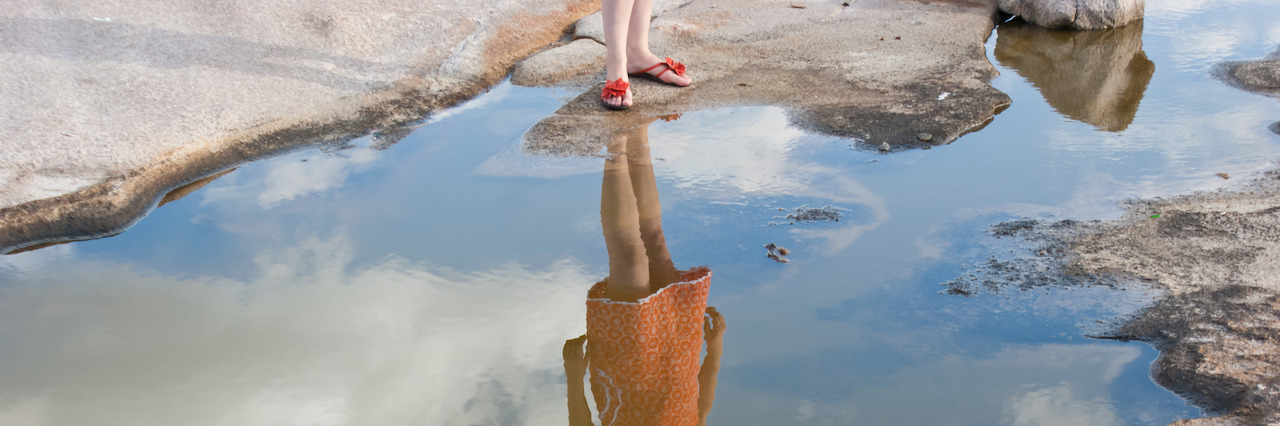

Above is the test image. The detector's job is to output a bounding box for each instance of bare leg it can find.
[601,132,649,301]
[601,0,635,107]
[624,0,692,86]
[623,122,678,290]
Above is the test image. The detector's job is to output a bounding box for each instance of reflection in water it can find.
[563,118,725,425]
[995,20,1155,132]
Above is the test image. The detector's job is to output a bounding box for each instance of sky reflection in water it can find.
[3,0,1280,424]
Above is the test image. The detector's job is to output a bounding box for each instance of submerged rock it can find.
[999,0,1145,30]
[1214,47,1280,99]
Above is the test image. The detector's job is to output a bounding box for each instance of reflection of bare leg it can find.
[602,133,650,302]
[625,122,678,290]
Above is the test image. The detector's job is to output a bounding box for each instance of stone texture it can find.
[0,0,598,251]
[998,0,1144,29]
[994,19,1153,131]
[574,11,605,44]
[511,38,607,87]
[1065,165,1280,423]
[1214,48,1280,99]
[523,0,1011,156]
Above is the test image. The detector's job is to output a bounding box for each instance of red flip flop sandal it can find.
[601,78,631,110]
[630,57,689,86]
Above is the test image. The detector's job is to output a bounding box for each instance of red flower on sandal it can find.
[601,78,631,110]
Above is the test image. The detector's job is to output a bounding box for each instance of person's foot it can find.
[601,78,633,110]
[627,54,692,87]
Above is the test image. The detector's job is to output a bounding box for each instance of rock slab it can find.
[999,0,1144,29]
[522,0,1011,157]
[0,0,597,252]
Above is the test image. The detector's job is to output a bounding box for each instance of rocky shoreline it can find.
[954,48,1280,422]
[0,0,598,252]
[6,0,1280,424]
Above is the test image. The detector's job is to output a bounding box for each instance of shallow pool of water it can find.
[3,1,1280,424]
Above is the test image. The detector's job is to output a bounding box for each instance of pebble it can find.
[878,142,891,151]
[917,132,933,141]
[1217,172,1230,180]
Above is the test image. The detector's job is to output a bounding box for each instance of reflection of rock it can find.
[994,20,1153,132]
[521,1,1010,152]
[998,0,1144,30]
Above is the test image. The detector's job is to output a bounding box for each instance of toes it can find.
[663,74,692,87]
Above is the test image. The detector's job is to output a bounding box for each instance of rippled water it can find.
[3,1,1280,424]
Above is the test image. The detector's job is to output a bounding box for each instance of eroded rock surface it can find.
[0,0,597,252]
[999,0,1144,29]
[1214,47,1280,99]
[948,47,1280,423]
[518,0,1010,156]
[511,38,607,87]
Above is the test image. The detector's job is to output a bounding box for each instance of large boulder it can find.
[999,0,1144,29]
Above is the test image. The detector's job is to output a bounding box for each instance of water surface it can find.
[3,1,1280,424]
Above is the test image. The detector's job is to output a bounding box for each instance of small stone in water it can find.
[1216,172,1230,179]
[917,132,933,141]
[878,142,891,151]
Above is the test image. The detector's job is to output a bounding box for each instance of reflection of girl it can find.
[564,119,725,425]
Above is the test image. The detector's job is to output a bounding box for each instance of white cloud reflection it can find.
[0,233,593,426]
[201,144,382,209]
[717,344,1142,425]
[1002,383,1125,426]
[477,107,890,254]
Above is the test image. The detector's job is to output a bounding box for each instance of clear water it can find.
[2,1,1279,424]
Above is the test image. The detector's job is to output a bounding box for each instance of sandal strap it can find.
[637,57,687,79]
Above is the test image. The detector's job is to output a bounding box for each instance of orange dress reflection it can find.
[565,117,725,426]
